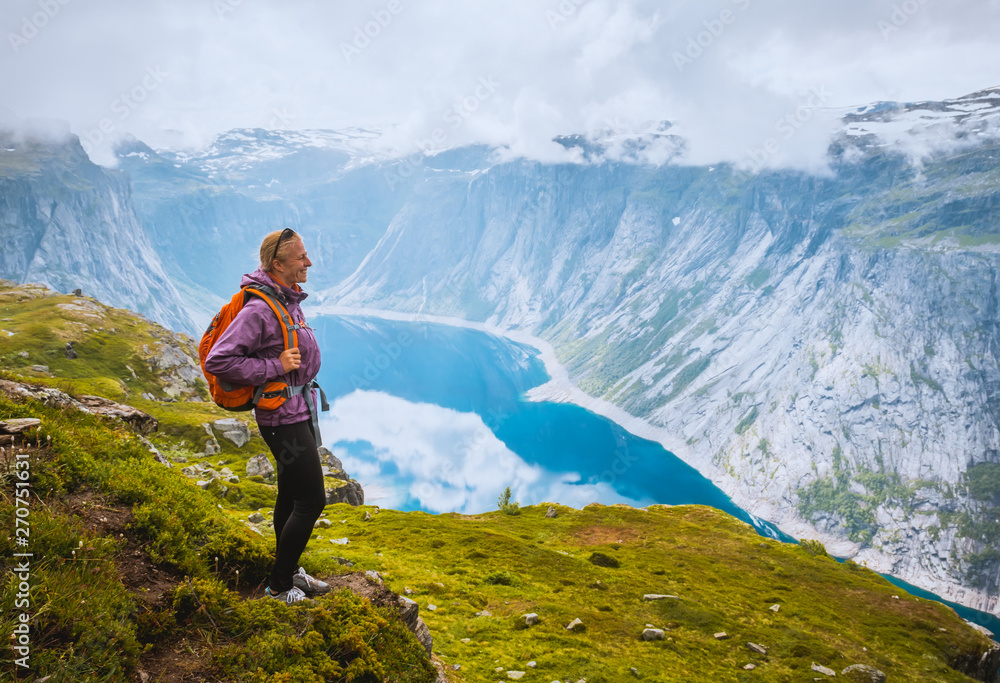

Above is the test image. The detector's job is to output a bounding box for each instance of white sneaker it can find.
[265,585,310,604]
[292,566,331,595]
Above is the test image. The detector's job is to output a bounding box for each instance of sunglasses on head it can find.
[271,228,294,265]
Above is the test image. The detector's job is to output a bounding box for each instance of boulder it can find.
[139,436,172,467]
[65,342,77,359]
[77,395,159,435]
[213,418,251,448]
[643,594,679,601]
[323,466,350,481]
[641,628,665,641]
[326,479,365,506]
[747,643,768,655]
[545,506,558,518]
[248,512,266,524]
[0,418,42,434]
[566,618,585,632]
[841,664,887,683]
[395,595,433,657]
[811,662,836,677]
[318,446,343,470]
[246,453,275,480]
[523,613,539,626]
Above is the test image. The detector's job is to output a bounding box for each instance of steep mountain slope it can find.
[0,129,196,333]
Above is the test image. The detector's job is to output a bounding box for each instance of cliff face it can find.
[0,131,195,333]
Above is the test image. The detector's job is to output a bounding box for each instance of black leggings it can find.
[259,419,326,593]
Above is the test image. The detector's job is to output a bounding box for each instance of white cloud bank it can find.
[1,0,999,171]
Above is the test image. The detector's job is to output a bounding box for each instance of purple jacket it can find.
[204,268,321,427]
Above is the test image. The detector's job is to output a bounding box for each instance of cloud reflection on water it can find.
[320,389,648,514]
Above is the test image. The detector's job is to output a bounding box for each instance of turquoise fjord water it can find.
[312,313,787,538]
[311,313,999,638]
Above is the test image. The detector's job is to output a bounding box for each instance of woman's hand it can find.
[279,347,301,373]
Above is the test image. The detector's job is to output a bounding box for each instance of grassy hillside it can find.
[0,281,997,682]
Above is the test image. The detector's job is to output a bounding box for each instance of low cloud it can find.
[1,0,998,171]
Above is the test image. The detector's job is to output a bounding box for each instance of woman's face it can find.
[275,238,311,285]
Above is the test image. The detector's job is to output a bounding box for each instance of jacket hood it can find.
[240,268,309,305]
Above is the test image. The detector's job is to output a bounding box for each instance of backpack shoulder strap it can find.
[244,285,300,350]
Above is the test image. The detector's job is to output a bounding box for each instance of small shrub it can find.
[799,538,828,557]
[588,552,621,568]
[484,571,516,586]
[497,486,521,516]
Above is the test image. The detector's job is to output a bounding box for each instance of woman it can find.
[205,228,330,604]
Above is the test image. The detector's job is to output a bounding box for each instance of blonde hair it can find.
[259,229,301,272]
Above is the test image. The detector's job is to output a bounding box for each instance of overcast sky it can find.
[2,0,999,170]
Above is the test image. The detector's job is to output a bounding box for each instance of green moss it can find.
[911,363,944,393]
[174,579,436,682]
[667,356,711,400]
[964,463,1000,503]
[734,405,759,435]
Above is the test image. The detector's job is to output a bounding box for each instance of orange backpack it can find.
[198,284,301,412]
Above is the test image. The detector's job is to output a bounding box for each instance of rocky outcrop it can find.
[951,640,1000,683]
[0,380,158,435]
[397,596,433,656]
[326,479,365,507]
[212,418,250,448]
[77,395,159,435]
[245,453,275,481]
